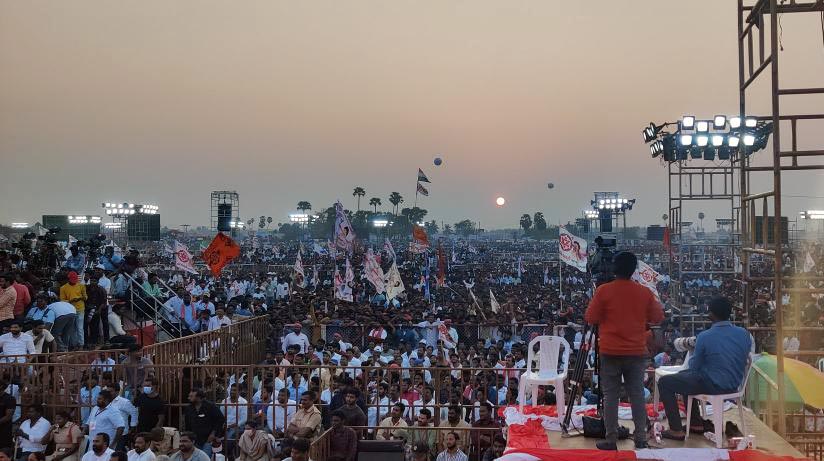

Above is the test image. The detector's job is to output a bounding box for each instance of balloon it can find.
[496,197,506,207]
[434,157,443,166]
[547,182,555,189]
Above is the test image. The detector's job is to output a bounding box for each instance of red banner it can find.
[201,233,241,277]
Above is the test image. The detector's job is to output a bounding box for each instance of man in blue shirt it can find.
[64,247,86,273]
[658,297,751,440]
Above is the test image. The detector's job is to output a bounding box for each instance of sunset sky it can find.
[1,1,822,230]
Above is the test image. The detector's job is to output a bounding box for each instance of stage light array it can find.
[642,114,773,162]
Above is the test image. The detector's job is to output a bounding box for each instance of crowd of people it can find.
[0,233,822,460]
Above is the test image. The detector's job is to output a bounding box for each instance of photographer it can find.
[584,251,664,450]
[64,247,86,274]
[657,297,752,441]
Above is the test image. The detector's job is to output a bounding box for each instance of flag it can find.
[327,239,336,260]
[294,250,306,287]
[174,241,198,274]
[363,248,386,293]
[333,265,353,302]
[663,226,672,256]
[384,261,405,300]
[558,226,588,273]
[312,242,328,256]
[804,252,816,272]
[162,242,174,255]
[334,201,356,253]
[632,260,662,299]
[416,182,429,197]
[437,242,446,287]
[384,238,396,261]
[517,256,523,278]
[543,266,549,285]
[201,233,241,277]
[344,257,354,284]
[311,265,319,288]
[411,225,429,253]
[489,289,501,313]
[417,168,430,183]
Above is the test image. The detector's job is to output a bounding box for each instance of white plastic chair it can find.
[518,335,570,416]
[652,351,691,416]
[685,354,754,448]
[817,358,824,373]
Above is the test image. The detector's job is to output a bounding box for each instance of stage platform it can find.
[543,409,802,457]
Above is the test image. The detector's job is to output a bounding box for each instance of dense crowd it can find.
[0,235,822,461]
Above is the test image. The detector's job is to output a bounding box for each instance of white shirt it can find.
[82,448,114,461]
[98,276,112,294]
[281,332,310,354]
[221,396,249,428]
[411,398,436,419]
[208,315,232,331]
[48,301,78,317]
[127,450,156,461]
[108,312,127,337]
[26,329,55,354]
[0,332,36,362]
[91,358,116,373]
[111,395,139,434]
[19,416,51,452]
[267,400,296,432]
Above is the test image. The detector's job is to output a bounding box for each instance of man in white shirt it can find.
[207,308,232,331]
[127,433,156,461]
[267,388,296,435]
[84,390,125,451]
[45,300,79,352]
[82,433,115,461]
[16,405,51,458]
[411,386,437,420]
[109,383,139,447]
[281,324,310,354]
[0,321,35,363]
[221,383,248,455]
[96,267,112,294]
[25,321,55,354]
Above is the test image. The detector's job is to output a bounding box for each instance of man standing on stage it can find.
[585,251,663,450]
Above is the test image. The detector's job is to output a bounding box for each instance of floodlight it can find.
[680,134,693,146]
[696,135,709,147]
[743,134,756,146]
[717,146,731,160]
[728,136,740,147]
[703,146,716,161]
[11,223,29,228]
[690,145,703,159]
[713,115,727,128]
[745,117,757,128]
[711,135,724,147]
[696,121,710,132]
[682,116,695,129]
[729,116,742,129]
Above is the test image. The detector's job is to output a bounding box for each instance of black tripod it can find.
[561,324,601,436]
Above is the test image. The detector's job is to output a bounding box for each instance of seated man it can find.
[657,296,752,440]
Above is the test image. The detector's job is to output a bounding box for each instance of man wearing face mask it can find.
[135,379,165,434]
[0,320,35,363]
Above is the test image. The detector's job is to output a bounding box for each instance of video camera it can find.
[588,236,617,285]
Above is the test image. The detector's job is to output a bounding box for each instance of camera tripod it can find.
[561,323,601,436]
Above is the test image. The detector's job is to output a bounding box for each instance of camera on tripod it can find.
[588,236,617,285]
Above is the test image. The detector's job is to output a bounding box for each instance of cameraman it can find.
[64,246,86,273]
[584,251,664,450]
[657,297,751,441]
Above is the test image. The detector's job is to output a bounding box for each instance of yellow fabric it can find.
[60,283,87,312]
[783,356,824,409]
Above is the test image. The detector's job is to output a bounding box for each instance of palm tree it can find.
[388,192,404,215]
[296,201,312,213]
[352,187,366,212]
[369,197,382,213]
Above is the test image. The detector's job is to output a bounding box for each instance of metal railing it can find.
[124,271,183,340]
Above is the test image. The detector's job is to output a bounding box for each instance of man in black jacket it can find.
[183,389,225,458]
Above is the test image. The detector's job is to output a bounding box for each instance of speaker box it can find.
[217,203,233,232]
[357,440,404,461]
[599,209,613,233]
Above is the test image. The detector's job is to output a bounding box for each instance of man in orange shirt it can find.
[585,251,663,450]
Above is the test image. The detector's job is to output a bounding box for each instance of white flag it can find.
[558,226,588,273]
[294,250,306,287]
[384,238,396,261]
[364,248,386,293]
[804,252,816,273]
[632,260,661,299]
[313,242,328,256]
[334,265,353,302]
[344,257,355,284]
[490,289,501,313]
[334,201,356,253]
[384,261,405,300]
[174,241,198,274]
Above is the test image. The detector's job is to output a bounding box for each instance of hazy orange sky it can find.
[2,1,823,230]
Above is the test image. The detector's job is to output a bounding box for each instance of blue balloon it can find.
[434,157,443,166]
